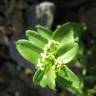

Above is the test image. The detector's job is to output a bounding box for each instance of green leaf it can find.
[16,40,41,65]
[71,22,86,37]
[52,22,75,43]
[33,69,44,85]
[26,30,47,49]
[57,42,76,56]
[36,25,52,40]
[40,66,56,90]
[57,75,79,94]
[40,73,47,87]
[57,65,82,93]
[47,66,56,90]
[57,43,79,64]
[52,22,84,44]
[61,28,76,45]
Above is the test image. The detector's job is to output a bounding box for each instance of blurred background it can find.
[0,0,96,96]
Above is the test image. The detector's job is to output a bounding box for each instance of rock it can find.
[25,1,55,29]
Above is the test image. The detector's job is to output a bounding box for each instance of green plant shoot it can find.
[16,22,85,93]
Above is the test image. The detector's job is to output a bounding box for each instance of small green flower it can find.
[16,22,84,92]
